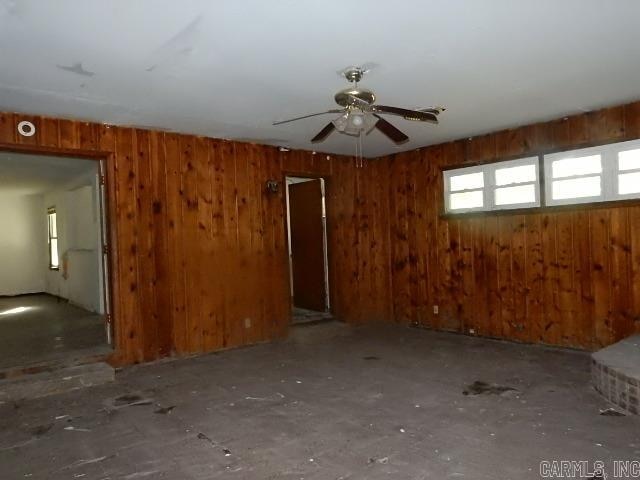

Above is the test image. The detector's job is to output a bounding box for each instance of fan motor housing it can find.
[334,88,376,108]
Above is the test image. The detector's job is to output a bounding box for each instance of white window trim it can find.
[544,145,606,206]
[613,139,640,200]
[444,156,540,214]
[489,157,540,211]
[543,138,640,206]
[443,164,486,213]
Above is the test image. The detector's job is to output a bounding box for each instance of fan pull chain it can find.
[355,130,364,168]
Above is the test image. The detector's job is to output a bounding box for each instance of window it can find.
[444,156,540,213]
[444,139,640,215]
[617,147,640,196]
[446,166,485,212]
[544,149,604,205]
[47,208,59,270]
[543,139,640,206]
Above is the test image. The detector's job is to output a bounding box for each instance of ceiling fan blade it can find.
[418,107,444,115]
[373,105,438,124]
[311,123,335,143]
[374,115,409,144]
[273,109,345,126]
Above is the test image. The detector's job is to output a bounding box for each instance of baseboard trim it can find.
[0,291,47,299]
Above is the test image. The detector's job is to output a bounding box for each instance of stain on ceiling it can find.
[1,0,639,157]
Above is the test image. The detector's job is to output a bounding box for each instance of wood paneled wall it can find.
[382,101,640,350]
[3,101,638,361]
[0,113,392,365]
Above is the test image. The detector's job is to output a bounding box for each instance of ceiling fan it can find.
[273,66,445,145]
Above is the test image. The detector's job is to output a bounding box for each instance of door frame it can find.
[282,171,334,321]
[0,141,118,356]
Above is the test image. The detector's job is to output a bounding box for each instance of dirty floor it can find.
[1,323,638,479]
[0,294,108,370]
[291,306,333,325]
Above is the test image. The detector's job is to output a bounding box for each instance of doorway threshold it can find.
[0,344,112,381]
[291,307,333,325]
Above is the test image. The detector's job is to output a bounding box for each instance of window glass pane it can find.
[50,238,59,268]
[495,164,536,186]
[551,155,601,179]
[449,190,483,210]
[618,171,640,195]
[618,149,640,171]
[449,172,483,191]
[551,176,601,200]
[495,184,536,205]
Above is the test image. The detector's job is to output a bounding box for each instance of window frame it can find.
[443,164,486,214]
[543,138,640,206]
[489,156,540,211]
[443,156,540,214]
[613,140,640,200]
[441,138,640,219]
[543,145,606,206]
[47,207,59,271]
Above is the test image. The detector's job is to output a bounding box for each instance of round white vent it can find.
[17,120,36,137]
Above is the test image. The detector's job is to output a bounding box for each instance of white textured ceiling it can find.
[1,1,639,157]
[0,152,96,195]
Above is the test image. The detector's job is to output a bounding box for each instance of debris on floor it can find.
[153,405,176,415]
[198,432,233,457]
[244,392,285,401]
[599,407,625,416]
[64,426,91,432]
[64,455,113,469]
[463,380,518,396]
[2,325,639,478]
[30,423,53,437]
[109,394,153,408]
[197,432,216,445]
[363,356,380,360]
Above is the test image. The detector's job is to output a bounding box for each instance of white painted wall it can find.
[0,193,47,296]
[44,173,104,313]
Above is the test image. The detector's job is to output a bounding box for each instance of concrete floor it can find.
[0,294,109,370]
[1,323,638,479]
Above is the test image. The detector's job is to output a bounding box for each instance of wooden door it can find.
[288,179,327,311]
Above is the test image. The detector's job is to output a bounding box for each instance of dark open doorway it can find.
[285,176,332,324]
[0,150,112,373]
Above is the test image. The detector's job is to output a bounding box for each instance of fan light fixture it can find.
[332,111,378,137]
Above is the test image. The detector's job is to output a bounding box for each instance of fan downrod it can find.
[343,67,365,83]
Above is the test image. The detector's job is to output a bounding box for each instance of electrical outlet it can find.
[433,305,439,315]
[244,318,251,329]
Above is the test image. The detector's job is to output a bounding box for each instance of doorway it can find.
[0,151,112,372]
[285,176,332,324]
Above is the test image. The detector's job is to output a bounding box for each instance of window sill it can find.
[440,197,640,220]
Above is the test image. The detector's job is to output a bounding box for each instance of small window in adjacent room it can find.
[47,207,59,270]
